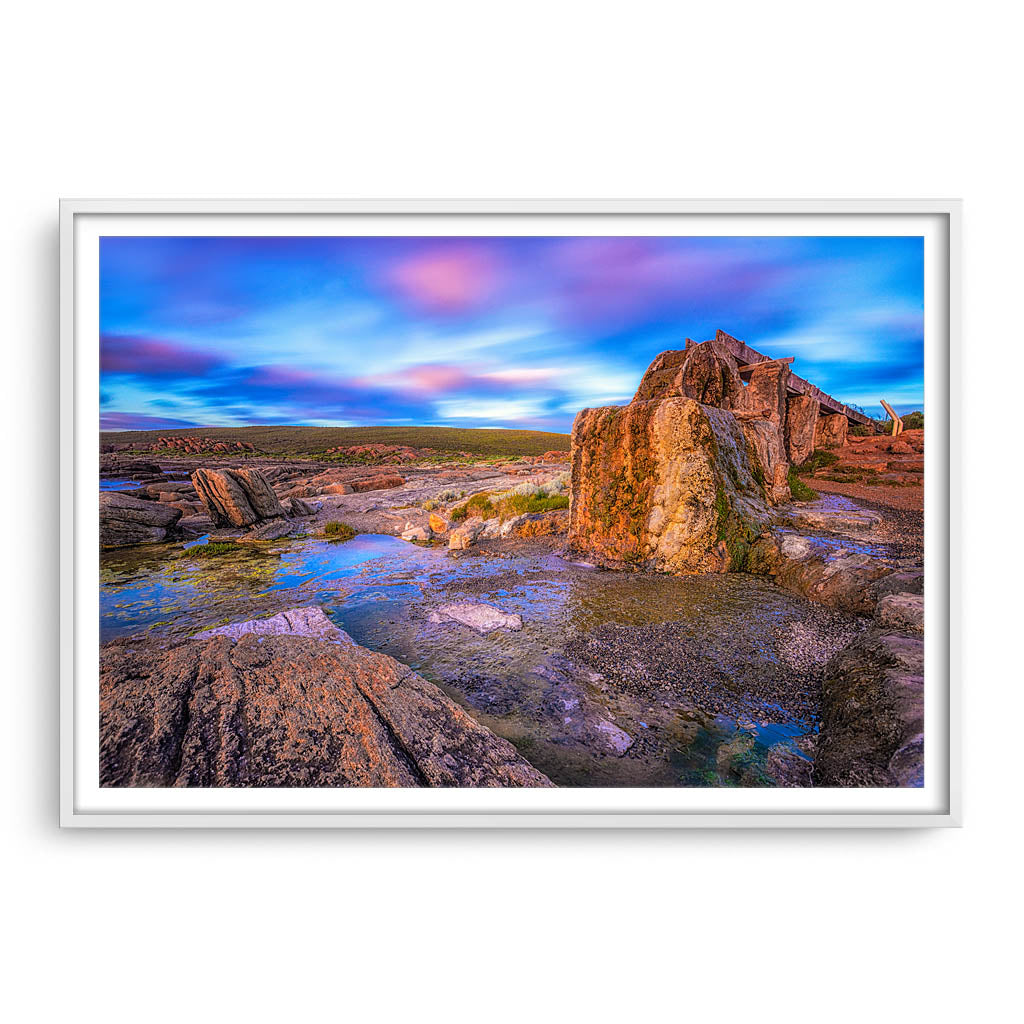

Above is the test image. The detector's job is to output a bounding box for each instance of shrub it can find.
[793,449,841,475]
[787,468,818,501]
[549,471,571,493]
[436,488,460,502]
[324,521,356,541]
[421,499,438,511]
[903,410,924,430]
[449,504,468,522]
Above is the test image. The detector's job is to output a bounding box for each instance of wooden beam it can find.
[711,329,873,426]
[880,399,903,435]
[737,357,794,373]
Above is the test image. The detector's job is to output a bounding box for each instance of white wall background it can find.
[4,2,1017,1020]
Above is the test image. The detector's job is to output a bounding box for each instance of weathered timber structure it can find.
[699,330,874,427]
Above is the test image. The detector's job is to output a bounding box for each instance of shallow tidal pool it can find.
[101,533,860,788]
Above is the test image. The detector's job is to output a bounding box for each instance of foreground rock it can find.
[191,467,286,528]
[100,607,551,788]
[568,397,774,572]
[814,629,924,787]
[99,491,182,548]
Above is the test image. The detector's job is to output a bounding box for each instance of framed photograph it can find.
[60,199,959,827]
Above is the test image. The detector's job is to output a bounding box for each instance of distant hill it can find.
[99,424,572,458]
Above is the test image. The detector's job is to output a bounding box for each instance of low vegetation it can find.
[787,468,818,501]
[182,542,243,558]
[449,483,570,523]
[100,424,572,459]
[793,449,840,476]
[324,521,356,541]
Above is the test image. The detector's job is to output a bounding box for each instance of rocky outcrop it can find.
[568,397,774,572]
[737,359,790,428]
[99,491,182,548]
[785,394,819,466]
[815,413,849,449]
[632,340,744,407]
[191,467,285,528]
[100,607,552,788]
[814,630,924,787]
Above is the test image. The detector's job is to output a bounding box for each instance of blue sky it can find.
[99,235,924,432]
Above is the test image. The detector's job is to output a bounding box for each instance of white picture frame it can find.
[61,198,960,828]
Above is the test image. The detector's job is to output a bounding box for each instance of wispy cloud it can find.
[99,235,925,429]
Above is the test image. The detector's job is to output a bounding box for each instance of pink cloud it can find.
[386,246,500,314]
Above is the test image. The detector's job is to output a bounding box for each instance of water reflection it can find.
[101,534,838,788]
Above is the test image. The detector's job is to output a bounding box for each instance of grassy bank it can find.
[100,424,571,459]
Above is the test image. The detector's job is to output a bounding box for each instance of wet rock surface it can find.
[814,629,924,787]
[99,491,183,548]
[429,602,523,633]
[100,607,552,788]
[569,397,774,572]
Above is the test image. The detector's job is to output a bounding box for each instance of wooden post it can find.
[880,399,903,436]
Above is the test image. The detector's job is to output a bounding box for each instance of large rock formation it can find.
[99,491,183,548]
[632,339,745,407]
[567,336,820,572]
[100,607,552,788]
[815,413,849,449]
[191,467,286,528]
[568,397,774,573]
[785,394,819,466]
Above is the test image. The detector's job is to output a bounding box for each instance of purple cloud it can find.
[101,334,228,378]
[101,412,199,431]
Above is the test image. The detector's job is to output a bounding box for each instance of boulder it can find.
[236,519,295,542]
[100,607,551,788]
[287,496,316,517]
[568,397,773,572]
[99,492,182,548]
[785,394,819,466]
[230,467,287,519]
[448,517,486,551]
[191,468,285,528]
[401,523,432,542]
[814,413,849,449]
[876,592,924,635]
[428,512,450,534]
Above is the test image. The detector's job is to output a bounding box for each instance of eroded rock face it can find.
[191,467,285,527]
[568,398,774,572]
[99,491,182,548]
[741,417,791,504]
[814,630,924,787]
[785,394,819,466]
[737,359,790,428]
[100,607,552,788]
[632,340,744,407]
[815,413,849,449]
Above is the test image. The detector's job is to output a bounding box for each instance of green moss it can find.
[183,542,242,558]
[714,481,730,542]
[793,449,840,475]
[324,521,355,541]
[787,468,818,501]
